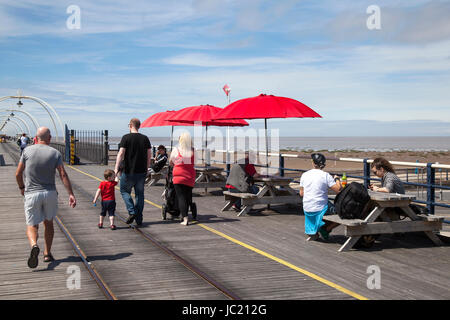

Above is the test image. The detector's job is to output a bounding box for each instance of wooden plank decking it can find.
[1,142,449,300]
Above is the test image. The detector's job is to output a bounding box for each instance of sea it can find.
[109,136,450,152]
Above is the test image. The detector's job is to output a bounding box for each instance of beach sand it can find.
[207,150,450,177]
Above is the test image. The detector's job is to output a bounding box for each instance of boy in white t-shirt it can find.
[300,153,342,240]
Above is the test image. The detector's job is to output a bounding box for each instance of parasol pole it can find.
[170,125,174,151]
[226,92,231,168]
[265,118,269,176]
[205,124,209,166]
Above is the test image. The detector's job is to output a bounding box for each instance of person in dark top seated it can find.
[150,145,168,174]
[225,151,260,211]
[369,157,405,194]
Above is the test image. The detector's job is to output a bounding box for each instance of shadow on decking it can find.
[34,252,133,272]
[320,233,450,252]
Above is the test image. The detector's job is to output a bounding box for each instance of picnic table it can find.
[194,165,227,193]
[222,175,301,216]
[323,191,444,252]
[144,166,168,186]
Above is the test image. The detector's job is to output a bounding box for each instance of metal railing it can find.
[71,129,109,165]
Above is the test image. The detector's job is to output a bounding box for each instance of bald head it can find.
[36,127,51,144]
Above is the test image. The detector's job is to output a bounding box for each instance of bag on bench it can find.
[334,182,370,219]
[226,164,254,193]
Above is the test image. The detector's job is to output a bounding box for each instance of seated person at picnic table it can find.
[226,151,261,211]
[300,153,342,240]
[369,157,405,194]
[149,145,168,174]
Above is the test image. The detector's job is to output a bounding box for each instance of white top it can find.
[300,169,336,212]
[20,136,29,148]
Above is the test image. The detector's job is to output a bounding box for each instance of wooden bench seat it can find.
[223,191,258,199]
[322,215,367,226]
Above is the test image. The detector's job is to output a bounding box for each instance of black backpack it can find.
[334,182,370,219]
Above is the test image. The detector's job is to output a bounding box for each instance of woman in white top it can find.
[300,153,341,240]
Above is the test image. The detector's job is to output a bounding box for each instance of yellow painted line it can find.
[198,223,368,300]
[68,165,162,208]
[67,165,369,300]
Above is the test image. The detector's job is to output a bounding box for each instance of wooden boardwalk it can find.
[1,142,449,300]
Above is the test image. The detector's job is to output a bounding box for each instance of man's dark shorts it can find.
[101,200,116,217]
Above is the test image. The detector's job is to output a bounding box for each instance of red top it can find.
[226,163,257,189]
[99,181,118,201]
[172,149,196,187]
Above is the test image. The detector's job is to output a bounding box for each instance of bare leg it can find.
[109,216,114,226]
[324,221,339,233]
[26,225,39,247]
[99,216,105,225]
[43,220,54,256]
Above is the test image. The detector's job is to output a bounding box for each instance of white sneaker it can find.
[180,217,188,226]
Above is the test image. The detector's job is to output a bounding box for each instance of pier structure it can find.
[0,141,449,300]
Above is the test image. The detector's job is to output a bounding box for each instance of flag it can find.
[223,84,230,96]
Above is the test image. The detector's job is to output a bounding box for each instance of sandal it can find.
[43,253,55,263]
[27,245,40,268]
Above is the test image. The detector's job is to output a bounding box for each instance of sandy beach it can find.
[206,150,450,178]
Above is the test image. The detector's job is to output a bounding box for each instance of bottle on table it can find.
[341,172,347,188]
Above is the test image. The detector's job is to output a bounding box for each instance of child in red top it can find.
[93,169,119,230]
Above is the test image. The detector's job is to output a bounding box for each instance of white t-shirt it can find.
[20,136,29,148]
[300,169,336,212]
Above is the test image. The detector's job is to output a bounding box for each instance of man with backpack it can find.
[300,153,342,241]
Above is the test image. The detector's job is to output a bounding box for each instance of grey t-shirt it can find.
[20,144,63,193]
[382,171,405,194]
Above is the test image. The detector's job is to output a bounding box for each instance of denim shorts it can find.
[101,200,116,217]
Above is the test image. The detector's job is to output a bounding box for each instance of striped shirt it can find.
[382,172,405,194]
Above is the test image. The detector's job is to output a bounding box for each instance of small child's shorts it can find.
[101,200,116,217]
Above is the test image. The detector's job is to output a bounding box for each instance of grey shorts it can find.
[24,190,58,226]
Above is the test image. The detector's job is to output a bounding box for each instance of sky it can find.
[0,0,450,138]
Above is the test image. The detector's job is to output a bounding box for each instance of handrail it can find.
[213,149,450,169]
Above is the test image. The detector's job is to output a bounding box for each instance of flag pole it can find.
[226,92,231,168]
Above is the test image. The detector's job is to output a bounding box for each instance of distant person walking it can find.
[15,127,76,268]
[169,132,196,226]
[300,153,342,241]
[19,133,30,154]
[114,118,151,226]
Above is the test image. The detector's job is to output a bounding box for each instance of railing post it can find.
[64,124,70,164]
[363,158,370,188]
[426,163,435,215]
[279,154,285,177]
[226,150,231,177]
[70,129,75,165]
[103,130,109,165]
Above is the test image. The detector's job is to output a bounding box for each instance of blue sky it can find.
[0,0,449,138]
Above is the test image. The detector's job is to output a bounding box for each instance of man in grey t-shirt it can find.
[15,127,77,269]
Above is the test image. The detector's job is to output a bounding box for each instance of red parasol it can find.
[141,111,187,128]
[212,94,321,120]
[166,104,249,127]
[141,111,191,150]
[213,94,322,173]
